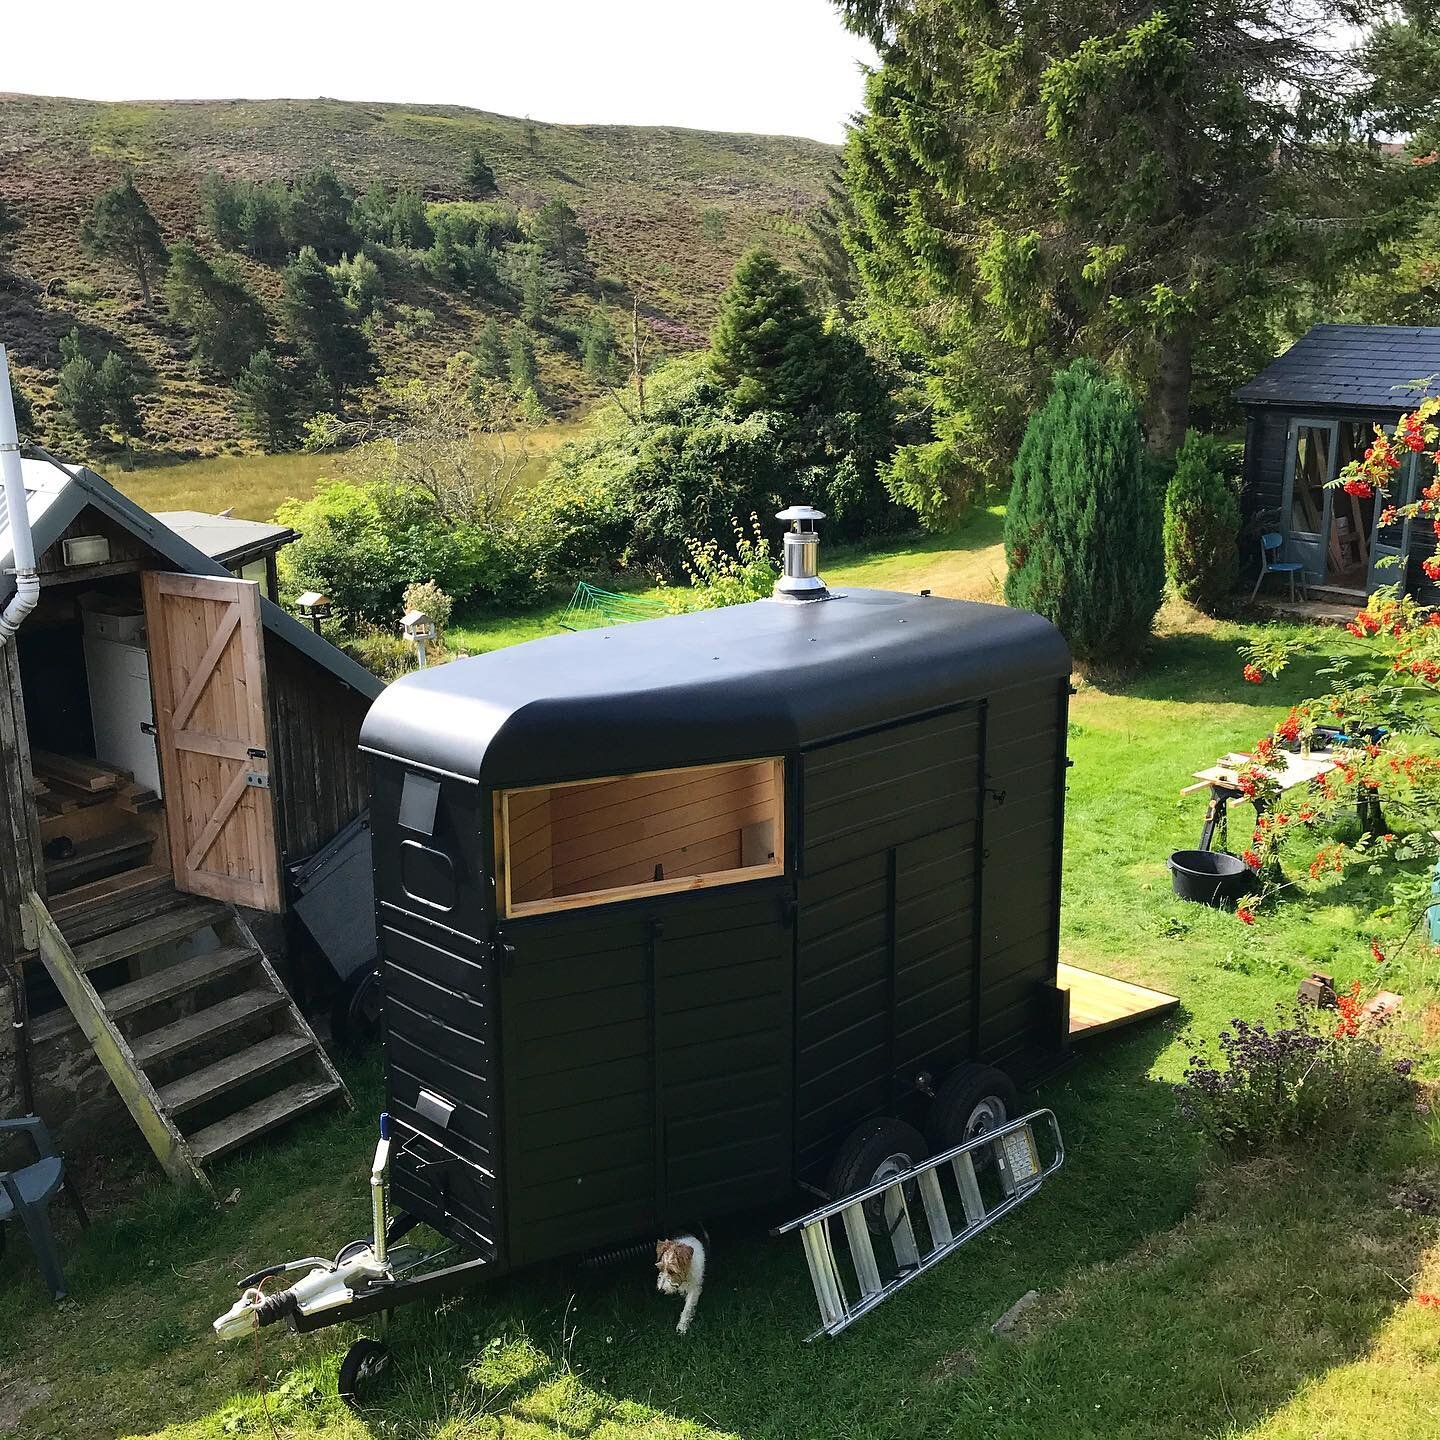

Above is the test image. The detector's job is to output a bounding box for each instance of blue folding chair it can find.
[0,1115,71,1300]
[1250,532,1309,603]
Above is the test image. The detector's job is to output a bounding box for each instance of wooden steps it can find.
[189,1079,345,1164]
[159,1033,315,1116]
[45,827,155,893]
[27,891,351,1195]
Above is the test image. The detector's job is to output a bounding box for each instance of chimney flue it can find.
[773,504,829,603]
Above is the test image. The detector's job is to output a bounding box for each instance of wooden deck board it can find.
[1058,963,1179,1038]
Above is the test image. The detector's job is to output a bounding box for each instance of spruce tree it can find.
[710,249,828,414]
[463,147,498,198]
[164,240,268,378]
[81,172,168,305]
[233,350,300,451]
[1163,431,1241,612]
[280,246,373,404]
[98,352,142,452]
[1004,360,1162,667]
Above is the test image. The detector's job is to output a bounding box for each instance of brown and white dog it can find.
[655,1234,707,1334]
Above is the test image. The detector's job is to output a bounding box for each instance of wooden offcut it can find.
[1058,963,1179,1038]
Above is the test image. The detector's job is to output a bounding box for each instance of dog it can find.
[655,1234,706,1334]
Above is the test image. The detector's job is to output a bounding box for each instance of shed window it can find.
[495,759,785,917]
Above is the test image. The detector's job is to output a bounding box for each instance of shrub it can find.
[401,579,454,637]
[1004,360,1162,667]
[328,250,385,319]
[1164,430,1241,611]
[670,514,778,610]
[1177,1001,1414,1152]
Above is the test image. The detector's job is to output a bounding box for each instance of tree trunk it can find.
[133,242,153,307]
[1148,329,1192,457]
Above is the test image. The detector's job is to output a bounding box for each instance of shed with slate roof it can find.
[1237,324,1440,598]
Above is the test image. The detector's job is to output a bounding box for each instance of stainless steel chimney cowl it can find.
[772,504,830,604]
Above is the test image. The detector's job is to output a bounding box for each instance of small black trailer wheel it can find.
[337,1337,390,1410]
[827,1117,928,1235]
[925,1063,1019,1168]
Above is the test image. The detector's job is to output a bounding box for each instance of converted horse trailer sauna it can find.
[360,550,1076,1268]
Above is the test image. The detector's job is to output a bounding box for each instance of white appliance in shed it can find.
[82,602,163,797]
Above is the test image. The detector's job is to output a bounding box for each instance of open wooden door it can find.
[142,572,282,912]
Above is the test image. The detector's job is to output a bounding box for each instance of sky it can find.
[0,1,877,144]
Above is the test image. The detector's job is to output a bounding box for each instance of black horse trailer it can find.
[360,565,1072,1269]
[213,514,1076,1391]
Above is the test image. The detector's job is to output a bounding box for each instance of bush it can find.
[670,515,778,610]
[1004,360,1162,667]
[401,579,454,637]
[1164,430,1241,611]
[1177,1002,1414,1152]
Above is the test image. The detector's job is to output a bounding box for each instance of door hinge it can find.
[140,721,157,736]
[244,771,271,789]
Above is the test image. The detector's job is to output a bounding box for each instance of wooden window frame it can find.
[493,758,786,919]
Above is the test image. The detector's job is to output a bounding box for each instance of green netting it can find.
[559,581,668,630]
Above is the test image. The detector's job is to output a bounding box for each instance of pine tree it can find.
[710,250,829,414]
[280,246,374,404]
[164,240,268,378]
[81,172,168,305]
[1004,360,1162,667]
[55,332,108,439]
[1163,431,1241,612]
[233,350,301,452]
[98,351,142,451]
[388,187,433,249]
[199,173,246,249]
[463,147,498,199]
[531,199,588,281]
[473,318,506,378]
[581,307,618,381]
[240,181,289,260]
[284,167,356,260]
[508,327,538,394]
[10,385,34,440]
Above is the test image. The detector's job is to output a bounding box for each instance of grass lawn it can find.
[3,522,1439,1440]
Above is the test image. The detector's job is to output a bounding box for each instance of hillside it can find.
[0,93,836,455]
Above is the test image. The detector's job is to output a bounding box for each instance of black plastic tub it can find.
[1169,849,1255,908]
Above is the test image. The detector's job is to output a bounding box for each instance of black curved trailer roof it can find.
[360,588,1070,787]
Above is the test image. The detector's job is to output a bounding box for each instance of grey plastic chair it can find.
[0,1115,69,1300]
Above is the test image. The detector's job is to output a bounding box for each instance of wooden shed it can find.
[1238,323,1440,600]
[359,580,1093,1268]
[0,452,383,1191]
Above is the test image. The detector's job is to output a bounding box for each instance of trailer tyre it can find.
[925,1063,1019,1168]
[337,1337,390,1410]
[826,1118,928,1237]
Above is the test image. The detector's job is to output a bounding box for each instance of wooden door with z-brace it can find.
[142,571,282,911]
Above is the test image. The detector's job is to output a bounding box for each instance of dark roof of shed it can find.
[1236,324,1440,411]
[2,451,383,701]
[359,588,1071,788]
[153,510,298,565]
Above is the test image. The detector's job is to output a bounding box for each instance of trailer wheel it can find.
[925,1063,1019,1169]
[827,1118,928,1237]
[337,1337,390,1410]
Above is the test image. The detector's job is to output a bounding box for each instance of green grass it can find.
[3,523,1440,1440]
[109,422,589,523]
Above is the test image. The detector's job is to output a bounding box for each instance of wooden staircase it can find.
[26,881,350,1195]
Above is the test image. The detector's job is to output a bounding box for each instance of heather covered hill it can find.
[0,94,835,453]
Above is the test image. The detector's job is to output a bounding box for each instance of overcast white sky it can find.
[0,1,876,144]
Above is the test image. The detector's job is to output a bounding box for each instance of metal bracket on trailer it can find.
[774,1108,1064,1340]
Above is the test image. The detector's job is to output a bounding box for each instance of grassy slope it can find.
[0,94,834,454]
[2,527,1439,1439]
